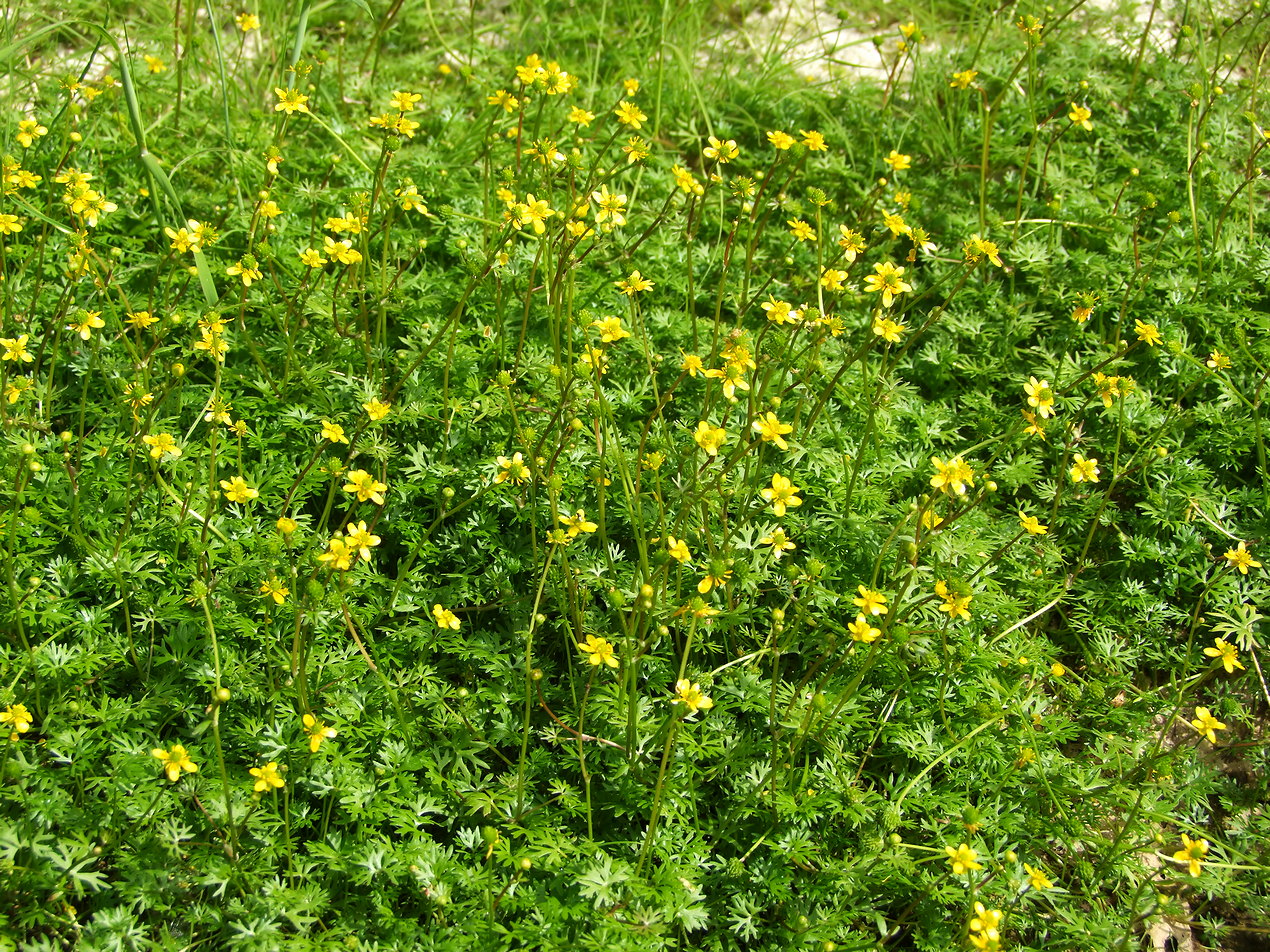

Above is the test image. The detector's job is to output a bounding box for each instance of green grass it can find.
[0,0,1268,949]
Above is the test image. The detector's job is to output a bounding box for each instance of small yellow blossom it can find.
[363,398,391,421]
[930,456,974,496]
[219,476,259,504]
[863,261,912,308]
[935,579,972,621]
[432,603,460,630]
[1189,706,1226,743]
[302,714,337,752]
[235,12,260,31]
[703,136,739,163]
[16,117,48,148]
[344,469,387,505]
[788,219,815,242]
[144,55,166,74]
[1019,512,1048,535]
[1069,454,1100,484]
[260,576,289,605]
[1,703,34,739]
[614,101,647,128]
[1,334,34,363]
[950,69,978,89]
[1135,320,1162,346]
[616,271,653,296]
[752,412,793,450]
[142,433,182,460]
[767,130,795,150]
[1172,834,1209,877]
[1024,377,1056,418]
[559,509,598,537]
[1068,103,1093,131]
[693,421,727,457]
[761,474,802,516]
[760,527,796,559]
[1204,637,1244,674]
[249,761,285,792]
[799,129,826,150]
[68,310,105,340]
[1024,863,1054,890]
[495,452,531,485]
[853,585,888,616]
[1206,351,1231,371]
[945,843,982,875]
[672,679,713,715]
[275,87,310,114]
[320,419,348,444]
[152,744,198,782]
[1223,541,1260,575]
[318,537,354,571]
[667,535,692,564]
[848,615,881,643]
[578,634,619,668]
[883,150,912,171]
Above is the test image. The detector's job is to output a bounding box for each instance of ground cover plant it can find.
[1,0,1269,947]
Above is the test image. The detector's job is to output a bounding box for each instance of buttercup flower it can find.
[761,474,802,516]
[1134,320,1161,346]
[259,576,288,605]
[1069,454,1100,484]
[320,419,349,444]
[693,421,727,457]
[152,744,198,782]
[752,412,793,450]
[344,469,387,504]
[219,476,259,503]
[318,537,354,571]
[853,585,888,616]
[848,615,881,642]
[614,101,647,128]
[275,88,310,114]
[935,580,972,621]
[930,456,974,496]
[863,261,912,308]
[1,334,33,363]
[766,130,795,150]
[883,150,912,170]
[142,433,181,460]
[559,509,598,537]
[495,452,531,485]
[345,521,381,560]
[235,12,260,31]
[616,271,653,296]
[950,68,978,89]
[1068,103,1093,130]
[432,604,460,630]
[363,398,391,421]
[1189,706,1226,743]
[1019,512,1048,535]
[1204,637,1244,673]
[945,843,982,875]
[1223,541,1260,575]
[703,136,739,163]
[1024,863,1054,891]
[759,527,796,558]
[591,316,630,342]
[672,679,713,715]
[1024,377,1056,418]
[1,703,33,739]
[578,634,619,668]
[1172,834,1209,877]
[303,714,337,752]
[249,761,285,792]
[666,535,692,564]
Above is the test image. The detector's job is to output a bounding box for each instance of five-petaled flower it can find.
[345,521,381,560]
[320,419,349,444]
[260,576,289,605]
[930,456,974,496]
[1,703,33,739]
[275,88,310,114]
[219,476,259,503]
[760,527,796,559]
[495,452,531,485]
[1223,541,1260,575]
[578,634,619,668]
[1069,454,1100,484]
[303,714,337,752]
[559,509,598,537]
[614,101,647,128]
[848,615,881,642]
[591,316,630,342]
[884,150,912,170]
[853,585,888,616]
[864,261,912,308]
[1172,834,1209,877]
[1134,320,1162,346]
[318,536,354,571]
[761,474,803,516]
[693,421,727,457]
[673,679,713,715]
[945,843,982,875]
[363,398,391,421]
[250,761,285,792]
[752,412,793,450]
[1019,512,1048,535]
[1189,706,1226,743]
[1024,377,1056,418]
[344,469,387,504]
[1204,637,1244,674]
[703,136,739,163]
[1068,103,1093,130]
[616,271,653,296]
[666,535,692,564]
[17,117,48,148]
[432,603,460,630]
[935,580,972,621]
[152,744,198,782]
[1024,864,1054,891]
[1,334,33,363]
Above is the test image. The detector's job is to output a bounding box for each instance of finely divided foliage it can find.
[0,0,1268,948]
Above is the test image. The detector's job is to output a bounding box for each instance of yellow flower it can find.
[1024,376,1056,418]
[697,566,732,594]
[1068,103,1093,130]
[837,226,866,260]
[819,268,847,292]
[950,68,978,89]
[152,744,199,782]
[235,12,260,31]
[1019,512,1048,535]
[591,185,627,227]
[126,310,158,329]
[274,87,310,114]
[300,247,326,268]
[432,603,460,630]
[1223,540,1260,575]
[1,703,34,739]
[766,130,795,150]
[1068,454,1100,484]
[249,761,285,792]
[260,576,289,605]
[578,634,619,668]
[594,317,635,342]
[495,452,531,485]
[863,261,912,308]
[1135,320,1162,346]
[16,117,48,148]
[703,136,739,163]
[963,234,1003,267]
[4,376,33,403]
[667,535,692,564]
[1189,706,1226,743]
[1204,637,1244,674]
[320,419,349,444]
[559,509,598,537]
[219,476,259,504]
[1051,662,1066,677]
[1206,351,1231,370]
[144,55,166,74]
[848,615,881,642]
[616,271,653,296]
[945,843,982,875]
[277,516,298,536]
[1172,834,1209,877]
[799,129,827,150]
[623,78,640,95]
[693,421,727,457]
[1024,864,1054,890]
[142,433,182,460]
[363,398,391,421]
[761,474,802,516]
[318,537,354,571]
[390,90,421,111]
[0,214,23,236]
[614,101,647,128]
[487,89,519,113]
[226,256,263,286]
[872,316,907,343]
[787,219,815,242]
[68,310,105,340]
[930,456,974,496]
[761,296,800,325]
[883,150,912,171]
[759,527,796,559]
[302,714,337,752]
[1,334,34,363]
[568,106,595,125]
[345,520,381,560]
[752,412,793,450]
[343,469,387,505]
[852,585,888,616]
[672,679,713,715]
[671,165,704,195]
[935,579,972,621]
